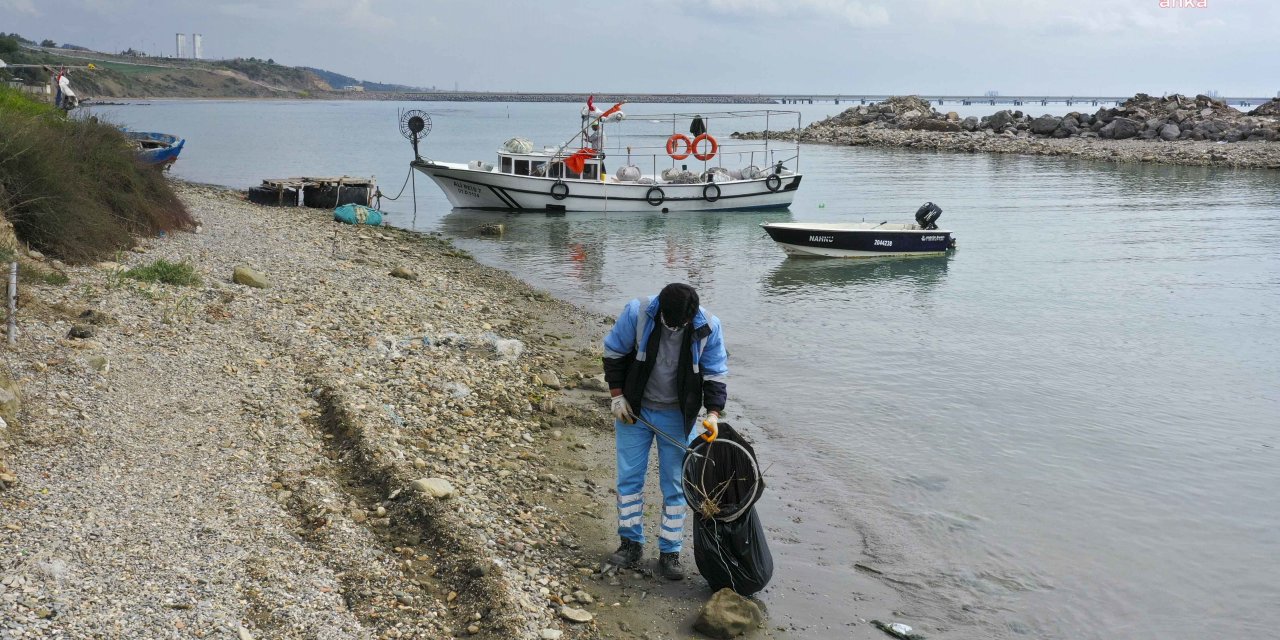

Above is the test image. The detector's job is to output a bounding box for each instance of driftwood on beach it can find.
[736,94,1280,169]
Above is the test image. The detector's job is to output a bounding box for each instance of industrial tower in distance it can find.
[173,33,203,59]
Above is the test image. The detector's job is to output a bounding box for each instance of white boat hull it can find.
[414,161,800,212]
[773,243,950,258]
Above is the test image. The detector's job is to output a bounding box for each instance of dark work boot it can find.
[607,538,643,568]
[658,552,685,581]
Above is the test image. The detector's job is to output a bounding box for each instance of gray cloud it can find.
[0,0,38,16]
[3,0,1277,96]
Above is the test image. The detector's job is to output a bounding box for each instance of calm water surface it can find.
[107,100,1280,639]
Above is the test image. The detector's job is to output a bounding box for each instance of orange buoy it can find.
[692,134,718,161]
[666,134,693,160]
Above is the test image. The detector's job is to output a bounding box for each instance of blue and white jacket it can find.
[602,295,728,432]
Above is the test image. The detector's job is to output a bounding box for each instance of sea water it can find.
[107,100,1280,639]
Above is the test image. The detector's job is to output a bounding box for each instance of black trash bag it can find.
[684,422,773,595]
[693,507,773,596]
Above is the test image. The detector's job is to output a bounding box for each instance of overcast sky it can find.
[3,0,1278,96]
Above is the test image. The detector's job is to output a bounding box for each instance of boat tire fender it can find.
[666,134,693,160]
[765,174,782,192]
[692,134,718,161]
[550,181,569,201]
[248,186,298,207]
[703,183,721,202]
[646,186,665,206]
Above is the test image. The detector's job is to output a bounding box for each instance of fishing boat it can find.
[124,131,185,168]
[399,101,803,212]
[761,203,956,258]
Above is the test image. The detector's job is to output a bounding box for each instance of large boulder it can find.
[1158,123,1181,141]
[1248,99,1280,117]
[1100,117,1141,140]
[1030,115,1062,135]
[694,588,765,639]
[984,110,1016,133]
[910,118,962,132]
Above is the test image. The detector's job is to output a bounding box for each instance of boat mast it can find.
[549,99,621,168]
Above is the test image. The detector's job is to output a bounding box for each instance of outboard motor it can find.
[915,202,942,229]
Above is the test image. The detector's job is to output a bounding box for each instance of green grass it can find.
[0,88,57,117]
[0,86,194,263]
[17,263,69,286]
[122,259,201,286]
[91,61,166,77]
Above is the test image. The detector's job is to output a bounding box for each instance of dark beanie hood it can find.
[658,283,699,327]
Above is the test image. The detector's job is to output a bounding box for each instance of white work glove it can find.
[610,394,636,424]
[700,412,720,442]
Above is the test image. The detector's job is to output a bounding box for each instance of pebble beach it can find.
[0,184,786,639]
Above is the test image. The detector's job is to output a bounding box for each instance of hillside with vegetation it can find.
[0,33,418,99]
[0,84,193,262]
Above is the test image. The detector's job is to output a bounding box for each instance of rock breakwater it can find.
[736,94,1280,169]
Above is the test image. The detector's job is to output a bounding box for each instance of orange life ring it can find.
[666,134,692,160]
[692,133,718,161]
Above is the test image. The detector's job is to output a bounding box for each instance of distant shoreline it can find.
[84,92,782,104]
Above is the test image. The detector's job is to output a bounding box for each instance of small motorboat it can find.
[123,131,185,168]
[761,203,955,258]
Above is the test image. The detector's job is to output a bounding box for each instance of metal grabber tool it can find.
[629,415,718,460]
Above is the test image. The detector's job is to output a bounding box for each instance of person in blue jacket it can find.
[601,283,728,580]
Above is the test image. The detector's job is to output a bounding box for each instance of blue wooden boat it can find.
[123,131,185,167]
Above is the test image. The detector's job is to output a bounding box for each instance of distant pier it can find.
[387,91,1273,109]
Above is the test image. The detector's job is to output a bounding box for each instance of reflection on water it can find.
[440,207,794,295]
[764,254,951,295]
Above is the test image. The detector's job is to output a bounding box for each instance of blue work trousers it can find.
[615,406,698,553]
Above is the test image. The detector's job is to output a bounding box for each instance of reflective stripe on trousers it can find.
[615,406,695,553]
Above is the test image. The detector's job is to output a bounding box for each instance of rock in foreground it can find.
[232,265,270,288]
[693,588,764,639]
[410,477,455,499]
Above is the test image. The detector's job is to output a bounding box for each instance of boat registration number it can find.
[874,239,893,247]
[452,181,482,198]
[808,235,834,243]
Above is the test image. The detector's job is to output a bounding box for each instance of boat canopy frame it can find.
[521,108,803,184]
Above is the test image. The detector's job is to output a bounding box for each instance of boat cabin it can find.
[497,151,602,181]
